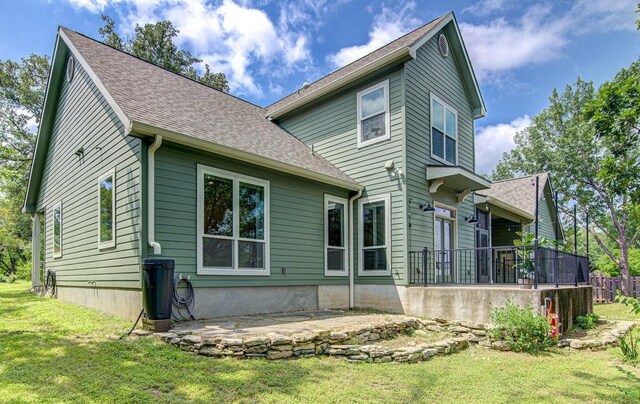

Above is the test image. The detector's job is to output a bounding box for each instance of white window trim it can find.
[358,193,392,276]
[197,164,270,276]
[324,194,349,277]
[52,201,62,259]
[357,80,391,148]
[98,168,116,250]
[430,93,458,165]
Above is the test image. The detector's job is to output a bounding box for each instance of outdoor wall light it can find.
[419,202,435,212]
[465,215,479,224]
[74,147,84,158]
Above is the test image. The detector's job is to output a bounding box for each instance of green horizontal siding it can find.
[152,143,351,288]
[36,59,142,289]
[405,29,478,255]
[277,70,406,285]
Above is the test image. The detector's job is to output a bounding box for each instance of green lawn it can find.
[595,302,640,321]
[1,281,639,403]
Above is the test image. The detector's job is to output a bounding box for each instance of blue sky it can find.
[1,0,638,173]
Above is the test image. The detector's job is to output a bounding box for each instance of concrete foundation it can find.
[192,285,319,319]
[354,284,593,325]
[56,286,142,321]
[318,285,349,309]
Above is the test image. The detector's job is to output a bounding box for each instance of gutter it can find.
[348,189,363,309]
[147,135,162,255]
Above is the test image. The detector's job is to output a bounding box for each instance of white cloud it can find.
[475,115,531,174]
[460,0,638,82]
[65,0,319,97]
[327,2,421,68]
[463,0,510,17]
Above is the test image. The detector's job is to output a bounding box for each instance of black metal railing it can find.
[409,245,589,287]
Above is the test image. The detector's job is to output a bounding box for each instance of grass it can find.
[595,303,640,322]
[1,281,639,403]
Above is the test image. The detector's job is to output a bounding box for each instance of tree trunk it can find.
[619,240,630,295]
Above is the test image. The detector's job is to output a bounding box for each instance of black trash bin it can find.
[142,258,175,320]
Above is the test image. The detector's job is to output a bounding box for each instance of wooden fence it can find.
[590,274,640,303]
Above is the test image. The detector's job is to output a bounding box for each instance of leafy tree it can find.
[494,63,640,294]
[0,54,49,278]
[99,15,229,92]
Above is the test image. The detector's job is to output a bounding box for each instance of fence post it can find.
[422,247,428,286]
[554,191,559,288]
[534,175,540,289]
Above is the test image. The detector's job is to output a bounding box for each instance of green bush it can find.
[574,313,600,330]
[488,301,555,353]
[0,273,16,283]
[616,293,640,315]
[618,330,639,363]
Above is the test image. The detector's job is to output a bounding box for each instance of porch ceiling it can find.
[426,165,491,199]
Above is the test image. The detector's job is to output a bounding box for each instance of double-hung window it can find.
[358,194,391,275]
[98,169,116,249]
[197,165,270,275]
[357,80,390,147]
[431,94,457,164]
[53,202,62,258]
[325,195,348,276]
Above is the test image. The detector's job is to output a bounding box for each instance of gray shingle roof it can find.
[60,27,358,188]
[477,173,550,216]
[266,13,450,115]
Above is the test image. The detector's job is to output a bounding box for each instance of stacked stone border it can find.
[558,321,637,351]
[135,317,488,363]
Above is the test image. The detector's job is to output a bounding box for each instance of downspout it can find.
[348,189,363,309]
[147,135,162,255]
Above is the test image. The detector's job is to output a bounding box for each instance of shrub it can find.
[618,330,639,363]
[488,300,555,353]
[0,273,16,283]
[574,313,600,330]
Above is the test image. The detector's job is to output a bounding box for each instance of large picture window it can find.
[98,169,116,249]
[325,195,348,276]
[197,165,270,275]
[53,202,62,258]
[357,80,390,148]
[358,194,391,275]
[431,94,457,164]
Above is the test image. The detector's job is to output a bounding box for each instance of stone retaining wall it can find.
[142,317,488,363]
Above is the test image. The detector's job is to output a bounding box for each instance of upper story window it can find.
[431,94,457,164]
[357,80,390,148]
[197,165,270,276]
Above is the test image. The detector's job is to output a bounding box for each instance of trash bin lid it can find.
[142,258,175,270]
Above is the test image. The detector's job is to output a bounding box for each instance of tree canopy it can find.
[99,15,229,92]
[494,60,640,293]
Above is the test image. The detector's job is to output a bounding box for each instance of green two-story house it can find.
[25,12,575,322]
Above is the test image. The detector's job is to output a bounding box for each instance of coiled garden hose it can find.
[172,275,196,321]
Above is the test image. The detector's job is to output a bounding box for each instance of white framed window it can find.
[98,168,116,250]
[197,165,270,276]
[357,80,391,148]
[52,202,62,258]
[358,194,391,276]
[325,194,348,276]
[430,93,458,165]
[433,202,457,282]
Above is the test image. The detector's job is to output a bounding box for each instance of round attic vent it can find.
[438,34,449,57]
[66,56,75,82]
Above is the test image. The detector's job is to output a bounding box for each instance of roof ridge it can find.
[492,172,548,184]
[59,26,268,112]
[265,12,449,110]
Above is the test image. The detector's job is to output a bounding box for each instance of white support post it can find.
[32,213,41,288]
